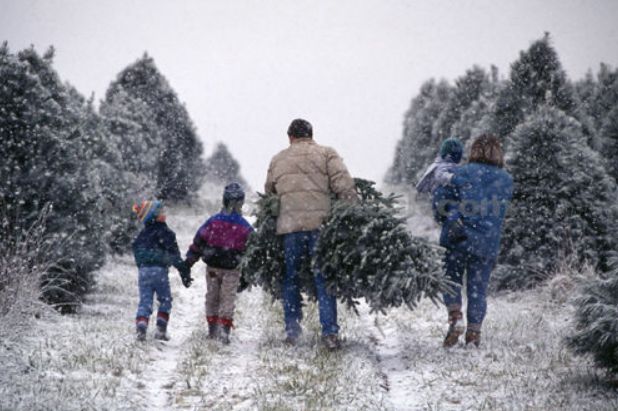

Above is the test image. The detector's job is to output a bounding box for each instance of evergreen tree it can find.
[449,66,500,142]
[588,64,618,131]
[316,179,446,313]
[70,89,140,253]
[240,194,298,300]
[386,79,453,185]
[600,106,618,181]
[492,33,575,139]
[0,44,107,310]
[387,68,497,187]
[204,143,248,187]
[241,179,447,313]
[434,66,491,141]
[104,54,205,200]
[495,106,618,290]
[566,253,618,376]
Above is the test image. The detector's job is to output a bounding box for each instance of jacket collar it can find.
[290,138,315,145]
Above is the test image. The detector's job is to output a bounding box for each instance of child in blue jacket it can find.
[132,200,193,341]
[416,137,464,194]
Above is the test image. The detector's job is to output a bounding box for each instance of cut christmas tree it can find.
[240,179,448,314]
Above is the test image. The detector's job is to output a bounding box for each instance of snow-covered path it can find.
[2,199,618,410]
[133,272,206,410]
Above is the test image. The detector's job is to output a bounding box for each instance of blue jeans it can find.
[283,231,339,337]
[443,249,495,329]
[136,266,172,328]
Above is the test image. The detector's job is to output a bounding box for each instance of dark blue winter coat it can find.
[132,221,184,269]
[432,162,513,260]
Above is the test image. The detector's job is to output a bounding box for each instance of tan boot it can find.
[465,330,481,347]
[443,310,464,348]
[322,334,341,351]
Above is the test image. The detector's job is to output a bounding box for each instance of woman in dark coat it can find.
[432,134,513,347]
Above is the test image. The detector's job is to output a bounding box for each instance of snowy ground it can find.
[1,188,617,410]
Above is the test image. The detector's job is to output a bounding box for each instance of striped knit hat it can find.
[132,200,163,224]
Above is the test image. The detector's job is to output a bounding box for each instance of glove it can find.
[181,274,193,288]
[177,261,193,288]
[237,274,250,293]
[447,218,467,244]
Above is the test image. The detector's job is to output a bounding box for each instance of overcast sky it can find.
[2,0,617,189]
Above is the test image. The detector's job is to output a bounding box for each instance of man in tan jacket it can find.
[265,118,357,350]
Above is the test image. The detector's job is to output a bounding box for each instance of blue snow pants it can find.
[283,230,339,338]
[136,266,172,328]
[442,249,495,330]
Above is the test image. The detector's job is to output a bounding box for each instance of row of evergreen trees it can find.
[387,34,618,289]
[387,34,618,375]
[0,43,207,311]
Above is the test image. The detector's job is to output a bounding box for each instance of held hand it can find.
[181,274,193,288]
[237,274,250,293]
[178,261,193,288]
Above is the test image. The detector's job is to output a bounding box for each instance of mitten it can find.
[447,219,467,244]
[177,261,193,288]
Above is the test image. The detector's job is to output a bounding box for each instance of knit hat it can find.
[440,137,464,163]
[132,200,163,224]
[223,182,245,208]
[287,118,312,138]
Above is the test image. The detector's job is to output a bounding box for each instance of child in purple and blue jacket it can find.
[184,183,254,344]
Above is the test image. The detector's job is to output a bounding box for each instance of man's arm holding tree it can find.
[326,148,357,202]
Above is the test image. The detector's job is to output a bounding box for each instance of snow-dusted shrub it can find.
[566,253,618,375]
[0,205,55,317]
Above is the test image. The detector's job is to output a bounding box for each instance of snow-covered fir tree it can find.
[495,106,618,290]
[434,66,493,142]
[491,33,575,139]
[104,54,205,200]
[70,90,140,253]
[204,142,248,187]
[0,44,108,310]
[386,67,497,186]
[100,88,161,193]
[600,106,618,181]
[386,79,452,185]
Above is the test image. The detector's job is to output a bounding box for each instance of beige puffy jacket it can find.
[265,138,357,235]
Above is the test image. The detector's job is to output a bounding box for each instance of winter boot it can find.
[136,317,148,342]
[322,334,341,351]
[218,318,233,345]
[284,334,299,346]
[219,325,231,345]
[443,310,464,348]
[154,325,169,341]
[465,329,481,347]
[136,325,147,342]
[206,316,219,339]
[154,311,170,340]
[208,323,219,339]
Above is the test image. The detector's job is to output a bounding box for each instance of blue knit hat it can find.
[223,182,245,207]
[440,137,464,163]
